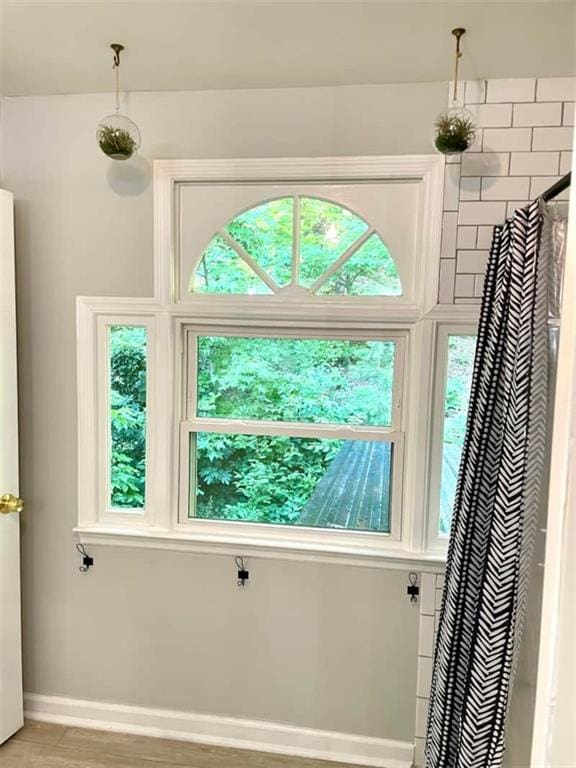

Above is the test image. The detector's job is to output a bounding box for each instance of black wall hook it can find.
[407,572,420,603]
[76,542,94,573]
[235,556,249,587]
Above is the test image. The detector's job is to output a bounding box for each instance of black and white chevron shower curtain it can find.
[425,199,549,768]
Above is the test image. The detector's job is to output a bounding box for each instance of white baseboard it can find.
[24,693,414,768]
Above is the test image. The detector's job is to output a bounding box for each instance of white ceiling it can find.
[1,1,575,96]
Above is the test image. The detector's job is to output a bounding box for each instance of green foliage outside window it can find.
[193,197,402,296]
[110,197,404,526]
[192,433,344,526]
[110,326,147,508]
[440,335,477,534]
[192,336,396,527]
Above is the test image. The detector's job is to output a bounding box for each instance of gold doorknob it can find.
[0,494,24,514]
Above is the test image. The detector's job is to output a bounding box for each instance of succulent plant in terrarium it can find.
[96,44,142,161]
[97,121,139,160]
[434,111,476,155]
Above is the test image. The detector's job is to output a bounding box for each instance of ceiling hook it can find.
[452,27,466,59]
[451,28,466,102]
[110,43,124,69]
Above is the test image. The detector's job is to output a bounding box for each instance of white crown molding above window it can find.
[24,693,414,768]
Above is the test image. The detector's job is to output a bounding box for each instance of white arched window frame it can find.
[188,194,403,299]
[76,156,479,570]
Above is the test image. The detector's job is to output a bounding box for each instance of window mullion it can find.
[292,195,300,286]
[309,227,374,293]
[185,417,400,443]
[218,229,280,293]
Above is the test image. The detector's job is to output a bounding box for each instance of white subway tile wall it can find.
[509,151,560,176]
[480,176,530,201]
[461,152,510,177]
[532,126,574,151]
[476,226,493,249]
[457,250,489,273]
[486,78,536,103]
[414,572,445,768]
[455,274,475,297]
[468,103,512,128]
[560,151,573,175]
[474,274,485,297]
[513,102,563,127]
[483,127,532,152]
[456,226,477,249]
[416,81,573,756]
[439,77,574,303]
[530,176,570,200]
[459,176,481,201]
[536,77,576,102]
[443,163,461,211]
[458,201,507,225]
[440,212,458,259]
[465,79,487,105]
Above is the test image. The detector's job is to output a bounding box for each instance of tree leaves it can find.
[193,336,396,526]
[110,327,147,508]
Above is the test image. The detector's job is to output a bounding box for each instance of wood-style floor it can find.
[0,721,366,768]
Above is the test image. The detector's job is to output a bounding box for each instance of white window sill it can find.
[74,525,447,572]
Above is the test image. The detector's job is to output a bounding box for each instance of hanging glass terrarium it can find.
[434,28,476,156]
[97,44,141,161]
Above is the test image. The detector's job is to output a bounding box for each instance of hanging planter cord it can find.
[111,43,124,114]
[452,28,465,102]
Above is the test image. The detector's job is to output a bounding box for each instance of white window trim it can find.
[426,322,479,554]
[75,156,481,571]
[97,315,153,526]
[178,326,407,543]
[154,155,445,317]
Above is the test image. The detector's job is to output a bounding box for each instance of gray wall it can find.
[0,83,447,741]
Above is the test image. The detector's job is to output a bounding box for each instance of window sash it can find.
[427,323,477,551]
[96,315,155,526]
[185,327,407,432]
[179,326,406,539]
[178,422,404,539]
[183,417,402,441]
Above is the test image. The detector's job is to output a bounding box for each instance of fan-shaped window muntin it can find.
[191,196,402,297]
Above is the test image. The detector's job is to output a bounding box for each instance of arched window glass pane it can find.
[226,198,293,287]
[298,198,369,287]
[316,234,402,296]
[192,235,272,294]
[192,197,402,297]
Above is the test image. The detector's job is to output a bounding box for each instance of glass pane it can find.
[109,326,147,509]
[226,198,293,287]
[197,336,396,427]
[190,433,392,532]
[192,235,272,294]
[316,234,402,296]
[439,334,477,535]
[299,198,368,287]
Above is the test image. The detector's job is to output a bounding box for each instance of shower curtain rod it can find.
[542,172,571,202]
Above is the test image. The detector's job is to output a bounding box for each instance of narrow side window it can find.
[439,333,476,535]
[108,325,148,510]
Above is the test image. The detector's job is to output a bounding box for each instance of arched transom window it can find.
[190,197,402,297]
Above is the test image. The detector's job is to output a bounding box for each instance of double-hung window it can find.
[76,156,480,566]
[180,329,406,536]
